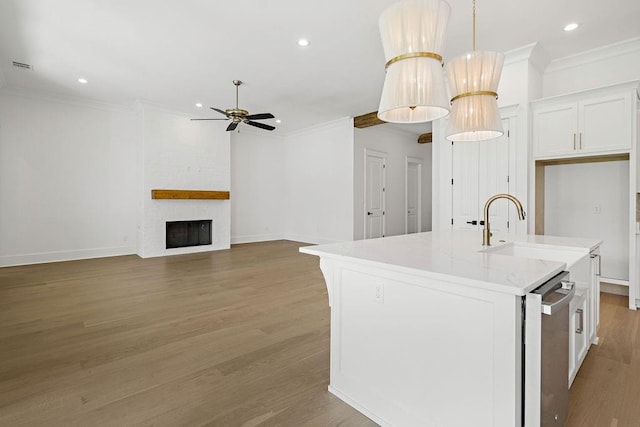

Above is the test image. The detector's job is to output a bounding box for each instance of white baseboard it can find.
[231,233,284,244]
[601,281,630,296]
[0,245,137,267]
[282,233,347,245]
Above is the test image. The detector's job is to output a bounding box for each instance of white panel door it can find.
[452,141,480,229]
[365,151,386,239]
[452,119,510,231]
[406,160,421,234]
[480,120,510,232]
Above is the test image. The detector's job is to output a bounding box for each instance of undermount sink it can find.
[480,241,588,267]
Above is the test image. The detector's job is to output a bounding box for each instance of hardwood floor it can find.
[0,241,375,426]
[566,292,640,427]
[1,241,639,426]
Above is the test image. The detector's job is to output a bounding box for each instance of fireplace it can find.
[166,220,212,249]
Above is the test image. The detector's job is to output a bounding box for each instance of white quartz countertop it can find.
[299,231,601,296]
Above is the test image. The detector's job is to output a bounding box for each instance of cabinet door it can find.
[579,93,633,154]
[533,103,578,158]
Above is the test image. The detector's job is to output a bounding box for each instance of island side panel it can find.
[326,260,522,427]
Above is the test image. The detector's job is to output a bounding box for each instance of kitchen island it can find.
[300,230,601,427]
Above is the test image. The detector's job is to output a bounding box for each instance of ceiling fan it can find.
[191,80,276,131]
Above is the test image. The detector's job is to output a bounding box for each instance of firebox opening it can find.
[166,220,212,249]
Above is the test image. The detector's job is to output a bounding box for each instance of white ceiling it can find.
[0,0,639,134]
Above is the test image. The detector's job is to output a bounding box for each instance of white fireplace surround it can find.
[137,104,231,258]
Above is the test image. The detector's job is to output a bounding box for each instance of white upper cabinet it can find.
[533,83,638,159]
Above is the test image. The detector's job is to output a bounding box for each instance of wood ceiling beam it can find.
[418,133,432,144]
[354,111,386,128]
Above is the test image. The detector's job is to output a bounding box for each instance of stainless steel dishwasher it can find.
[532,271,575,426]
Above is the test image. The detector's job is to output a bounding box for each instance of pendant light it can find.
[445,0,504,141]
[377,0,451,123]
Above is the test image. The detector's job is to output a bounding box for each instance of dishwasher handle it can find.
[541,281,575,315]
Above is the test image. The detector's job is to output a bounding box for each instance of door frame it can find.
[364,149,387,239]
[405,156,423,234]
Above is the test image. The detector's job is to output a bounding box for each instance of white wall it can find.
[543,37,640,98]
[544,161,629,280]
[283,118,354,244]
[0,89,137,266]
[354,125,432,240]
[230,129,285,244]
[139,105,230,257]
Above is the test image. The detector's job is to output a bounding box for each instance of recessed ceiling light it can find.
[297,38,310,47]
[195,103,203,108]
[77,78,88,84]
[564,23,579,32]
[276,119,282,124]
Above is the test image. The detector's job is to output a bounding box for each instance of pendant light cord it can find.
[472,0,476,51]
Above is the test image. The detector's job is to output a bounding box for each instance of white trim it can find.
[284,116,352,139]
[0,85,135,114]
[231,233,284,244]
[601,277,629,287]
[546,36,640,73]
[503,42,551,73]
[600,282,629,296]
[282,233,344,245]
[0,245,137,268]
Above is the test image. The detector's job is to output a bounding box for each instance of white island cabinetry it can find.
[301,231,600,427]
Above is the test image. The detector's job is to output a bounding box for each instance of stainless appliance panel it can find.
[532,271,575,426]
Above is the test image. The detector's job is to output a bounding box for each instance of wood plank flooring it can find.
[0,241,375,426]
[1,240,639,426]
[566,292,640,427]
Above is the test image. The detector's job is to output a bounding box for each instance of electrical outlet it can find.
[374,282,384,303]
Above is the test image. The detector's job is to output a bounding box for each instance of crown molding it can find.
[284,116,352,140]
[503,42,551,73]
[546,36,640,73]
[0,84,135,114]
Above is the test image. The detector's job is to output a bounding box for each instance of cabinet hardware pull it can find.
[576,308,584,334]
[573,133,577,150]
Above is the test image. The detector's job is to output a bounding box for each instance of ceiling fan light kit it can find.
[191,80,276,132]
[377,0,504,142]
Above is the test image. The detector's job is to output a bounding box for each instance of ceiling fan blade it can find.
[190,118,229,121]
[245,113,275,120]
[246,120,275,131]
[226,122,239,131]
[210,107,229,116]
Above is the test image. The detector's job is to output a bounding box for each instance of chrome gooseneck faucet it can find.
[483,194,526,246]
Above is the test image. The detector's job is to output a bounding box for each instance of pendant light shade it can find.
[377,0,451,123]
[445,51,504,141]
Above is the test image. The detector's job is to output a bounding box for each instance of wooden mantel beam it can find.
[354,111,386,128]
[151,189,230,200]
